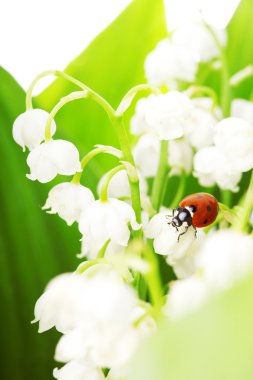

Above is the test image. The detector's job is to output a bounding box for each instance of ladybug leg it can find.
[193,225,197,239]
[177,226,189,242]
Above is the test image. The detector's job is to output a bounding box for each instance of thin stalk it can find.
[151,140,169,211]
[233,171,253,232]
[169,172,186,208]
[100,165,125,202]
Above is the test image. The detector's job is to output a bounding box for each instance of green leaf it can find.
[0,1,167,379]
[128,272,253,380]
[35,0,167,192]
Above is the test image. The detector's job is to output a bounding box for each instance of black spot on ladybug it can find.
[206,205,212,212]
[197,194,203,198]
[189,204,197,213]
[203,219,208,224]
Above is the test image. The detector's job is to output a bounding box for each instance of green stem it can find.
[234,170,253,232]
[151,140,169,211]
[100,165,125,202]
[169,172,186,208]
[187,85,218,110]
[45,90,88,140]
[205,24,231,117]
[144,241,164,315]
[71,146,121,184]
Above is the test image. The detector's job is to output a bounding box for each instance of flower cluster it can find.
[12,12,253,380]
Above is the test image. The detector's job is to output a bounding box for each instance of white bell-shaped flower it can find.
[144,39,197,87]
[131,91,192,140]
[53,360,105,380]
[79,199,140,255]
[172,22,227,62]
[231,98,253,124]
[196,230,253,291]
[27,139,82,183]
[54,270,139,369]
[144,210,197,260]
[193,146,241,191]
[43,182,95,226]
[214,117,253,173]
[12,108,56,151]
[32,273,89,333]
[133,134,160,178]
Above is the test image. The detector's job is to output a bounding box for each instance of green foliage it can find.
[128,272,253,380]
[0,0,167,379]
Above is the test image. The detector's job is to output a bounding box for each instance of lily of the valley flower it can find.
[214,117,253,173]
[32,273,89,333]
[172,22,227,63]
[43,182,95,226]
[79,199,140,255]
[194,146,241,192]
[165,230,253,319]
[26,139,81,183]
[144,210,202,278]
[131,91,193,140]
[144,39,197,87]
[12,108,56,151]
[53,360,105,380]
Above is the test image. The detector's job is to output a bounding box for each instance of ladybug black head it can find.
[172,207,192,228]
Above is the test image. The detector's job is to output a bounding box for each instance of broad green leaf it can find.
[35,0,167,191]
[0,67,80,380]
[0,1,167,379]
[128,272,253,380]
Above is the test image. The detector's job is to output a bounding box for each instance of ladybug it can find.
[166,193,219,241]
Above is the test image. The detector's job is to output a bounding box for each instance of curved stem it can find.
[45,90,88,140]
[186,85,218,110]
[116,84,161,116]
[151,140,169,211]
[100,164,126,202]
[71,146,122,184]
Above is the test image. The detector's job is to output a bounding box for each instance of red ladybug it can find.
[167,193,219,241]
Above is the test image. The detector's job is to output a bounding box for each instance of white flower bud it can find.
[145,39,197,86]
[231,99,253,124]
[26,139,81,183]
[43,182,95,226]
[131,91,192,140]
[78,199,140,255]
[172,23,227,62]
[12,109,56,151]
[193,146,241,191]
[214,117,253,173]
[53,360,105,380]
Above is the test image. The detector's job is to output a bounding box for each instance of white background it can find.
[0,0,240,92]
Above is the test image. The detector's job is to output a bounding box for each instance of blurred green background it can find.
[0,0,253,379]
